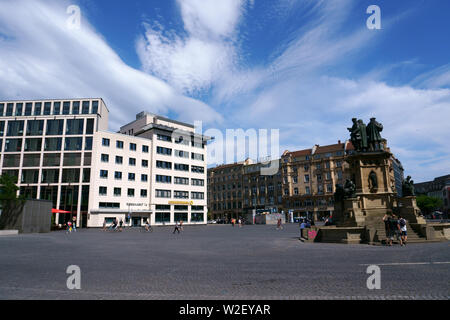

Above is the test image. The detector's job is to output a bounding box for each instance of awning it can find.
[52,209,72,214]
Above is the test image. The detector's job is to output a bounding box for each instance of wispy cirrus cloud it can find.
[0,0,222,129]
[136,0,251,94]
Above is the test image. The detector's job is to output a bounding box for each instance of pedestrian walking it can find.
[180,220,184,231]
[72,216,77,232]
[173,221,180,234]
[238,218,242,228]
[399,216,407,246]
[276,218,283,230]
[102,219,106,231]
[299,220,306,240]
[66,221,72,234]
[119,219,123,232]
[231,218,235,227]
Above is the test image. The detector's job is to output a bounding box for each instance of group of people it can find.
[231,218,244,227]
[65,216,77,234]
[102,218,124,232]
[383,214,408,246]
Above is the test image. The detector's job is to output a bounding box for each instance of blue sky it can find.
[0,0,449,182]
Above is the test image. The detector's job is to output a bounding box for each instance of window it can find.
[41,169,59,183]
[44,138,62,151]
[191,192,204,199]
[85,119,94,135]
[156,161,172,169]
[174,191,189,199]
[101,154,109,162]
[284,189,289,196]
[129,143,136,151]
[142,145,149,153]
[63,153,82,166]
[61,169,80,183]
[157,146,172,155]
[15,103,23,116]
[156,175,172,183]
[142,160,148,167]
[129,158,136,166]
[191,166,204,174]
[72,101,80,114]
[99,202,120,209]
[63,102,70,115]
[115,156,123,164]
[127,188,135,197]
[174,177,189,185]
[0,103,3,116]
[114,171,122,180]
[174,163,189,171]
[294,188,299,195]
[155,212,170,223]
[46,120,64,135]
[53,102,60,115]
[102,138,110,147]
[92,101,99,114]
[191,153,204,161]
[191,179,204,186]
[65,119,84,135]
[305,187,311,195]
[85,137,93,150]
[336,161,342,168]
[7,121,24,136]
[24,138,42,152]
[140,189,148,197]
[114,188,121,196]
[24,103,32,116]
[157,134,171,142]
[141,174,148,182]
[304,175,310,183]
[82,101,90,114]
[33,103,42,116]
[156,189,171,198]
[327,184,333,193]
[317,174,322,182]
[175,150,188,158]
[116,140,124,149]
[100,170,108,178]
[128,173,135,181]
[337,171,343,179]
[5,103,13,116]
[293,176,298,184]
[99,187,107,196]
[64,137,82,150]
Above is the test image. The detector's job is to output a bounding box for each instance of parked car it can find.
[207,220,217,224]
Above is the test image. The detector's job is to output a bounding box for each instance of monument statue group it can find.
[311,117,440,244]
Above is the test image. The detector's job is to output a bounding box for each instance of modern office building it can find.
[0,99,210,227]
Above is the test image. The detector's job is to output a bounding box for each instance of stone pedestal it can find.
[398,196,426,224]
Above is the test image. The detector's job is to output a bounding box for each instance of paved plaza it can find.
[0,224,448,300]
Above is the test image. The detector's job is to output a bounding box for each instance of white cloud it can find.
[137,0,249,94]
[0,0,222,130]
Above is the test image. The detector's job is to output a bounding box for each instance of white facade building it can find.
[0,99,210,227]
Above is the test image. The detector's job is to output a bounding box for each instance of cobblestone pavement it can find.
[0,224,448,299]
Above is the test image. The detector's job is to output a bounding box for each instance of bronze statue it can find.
[368,171,378,190]
[343,179,356,198]
[347,118,359,151]
[334,184,345,202]
[366,117,383,151]
[402,175,415,196]
[357,119,368,151]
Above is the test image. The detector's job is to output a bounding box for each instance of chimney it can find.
[338,140,341,144]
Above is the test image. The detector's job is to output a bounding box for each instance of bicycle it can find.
[140,225,153,233]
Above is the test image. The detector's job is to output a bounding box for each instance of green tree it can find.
[0,174,25,230]
[416,195,443,215]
